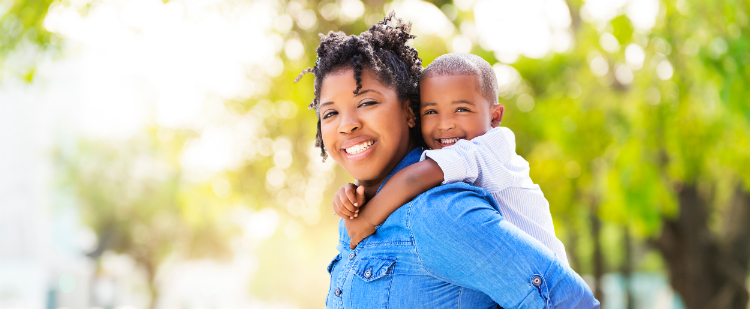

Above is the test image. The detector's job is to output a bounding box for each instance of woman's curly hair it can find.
[295,12,424,160]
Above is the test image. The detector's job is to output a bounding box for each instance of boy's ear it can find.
[405,101,417,128]
[491,103,505,127]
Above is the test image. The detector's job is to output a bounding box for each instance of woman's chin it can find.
[334,151,385,182]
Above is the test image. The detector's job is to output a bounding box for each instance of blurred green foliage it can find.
[54,130,236,308]
[0,0,56,75]
[3,0,750,308]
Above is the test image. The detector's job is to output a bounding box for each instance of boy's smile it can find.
[420,74,504,149]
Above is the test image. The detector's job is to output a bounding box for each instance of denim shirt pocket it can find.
[350,257,396,309]
[327,253,342,275]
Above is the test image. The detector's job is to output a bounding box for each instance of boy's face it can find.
[420,74,503,149]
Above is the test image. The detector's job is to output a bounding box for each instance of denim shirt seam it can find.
[356,240,413,248]
[406,194,455,285]
[458,287,462,308]
[537,257,557,306]
[513,288,546,309]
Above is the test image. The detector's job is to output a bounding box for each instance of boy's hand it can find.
[344,216,377,249]
[332,184,366,220]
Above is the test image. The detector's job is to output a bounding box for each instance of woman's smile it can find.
[318,67,416,187]
[341,137,377,161]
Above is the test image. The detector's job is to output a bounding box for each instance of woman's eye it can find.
[358,100,377,108]
[423,110,437,115]
[322,110,338,119]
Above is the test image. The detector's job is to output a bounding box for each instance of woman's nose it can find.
[337,112,361,134]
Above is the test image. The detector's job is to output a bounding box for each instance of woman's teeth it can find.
[344,141,374,155]
[440,138,460,144]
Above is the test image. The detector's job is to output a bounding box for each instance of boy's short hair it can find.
[421,53,498,105]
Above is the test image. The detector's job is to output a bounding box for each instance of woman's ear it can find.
[405,101,417,128]
[491,103,505,127]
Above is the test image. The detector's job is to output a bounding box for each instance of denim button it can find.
[364,268,372,279]
[531,276,542,287]
[349,252,356,260]
[334,288,342,297]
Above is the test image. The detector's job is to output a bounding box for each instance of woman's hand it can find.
[333,183,366,220]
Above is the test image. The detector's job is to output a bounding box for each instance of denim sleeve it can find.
[420,127,515,192]
[409,184,599,309]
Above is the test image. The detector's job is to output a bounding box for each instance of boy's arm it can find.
[421,127,524,192]
[362,159,444,225]
[346,159,443,249]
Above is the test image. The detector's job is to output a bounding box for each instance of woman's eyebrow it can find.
[355,89,382,97]
[318,89,382,108]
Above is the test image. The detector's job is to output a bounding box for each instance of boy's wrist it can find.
[359,210,382,228]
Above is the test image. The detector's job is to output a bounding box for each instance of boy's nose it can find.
[438,118,455,131]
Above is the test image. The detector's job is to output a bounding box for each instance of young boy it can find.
[333,53,569,265]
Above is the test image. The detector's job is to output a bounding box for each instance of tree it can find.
[0,0,57,80]
[54,130,235,309]
[6,0,750,307]
[504,0,750,307]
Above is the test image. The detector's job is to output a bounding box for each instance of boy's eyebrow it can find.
[421,100,475,107]
[452,100,475,105]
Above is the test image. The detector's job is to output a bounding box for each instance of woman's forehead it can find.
[320,68,394,99]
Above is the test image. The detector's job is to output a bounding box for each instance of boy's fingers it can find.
[340,194,358,214]
[344,185,359,207]
[332,199,350,219]
[356,185,366,207]
[337,195,356,218]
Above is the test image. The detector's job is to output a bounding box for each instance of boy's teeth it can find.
[440,138,459,144]
[344,141,374,155]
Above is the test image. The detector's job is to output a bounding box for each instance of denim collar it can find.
[376,147,423,194]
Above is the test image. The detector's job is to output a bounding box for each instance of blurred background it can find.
[1,0,748,308]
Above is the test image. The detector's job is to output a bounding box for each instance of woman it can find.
[297,13,599,309]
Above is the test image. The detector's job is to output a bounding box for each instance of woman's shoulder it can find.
[410,182,497,209]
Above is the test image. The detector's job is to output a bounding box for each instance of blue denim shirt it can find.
[326,148,599,309]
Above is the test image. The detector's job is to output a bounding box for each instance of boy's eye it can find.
[423,110,437,115]
[456,107,471,113]
[322,110,338,119]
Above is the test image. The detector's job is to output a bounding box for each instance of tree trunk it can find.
[566,220,581,272]
[145,260,159,309]
[148,283,159,309]
[590,211,605,305]
[654,185,750,309]
[621,225,635,309]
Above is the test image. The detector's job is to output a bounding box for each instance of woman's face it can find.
[319,68,416,184]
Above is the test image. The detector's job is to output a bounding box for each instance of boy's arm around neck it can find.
[422,127,523,192]
[360,159,444,227]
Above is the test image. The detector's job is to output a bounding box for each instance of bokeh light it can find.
[2,0,749,308]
